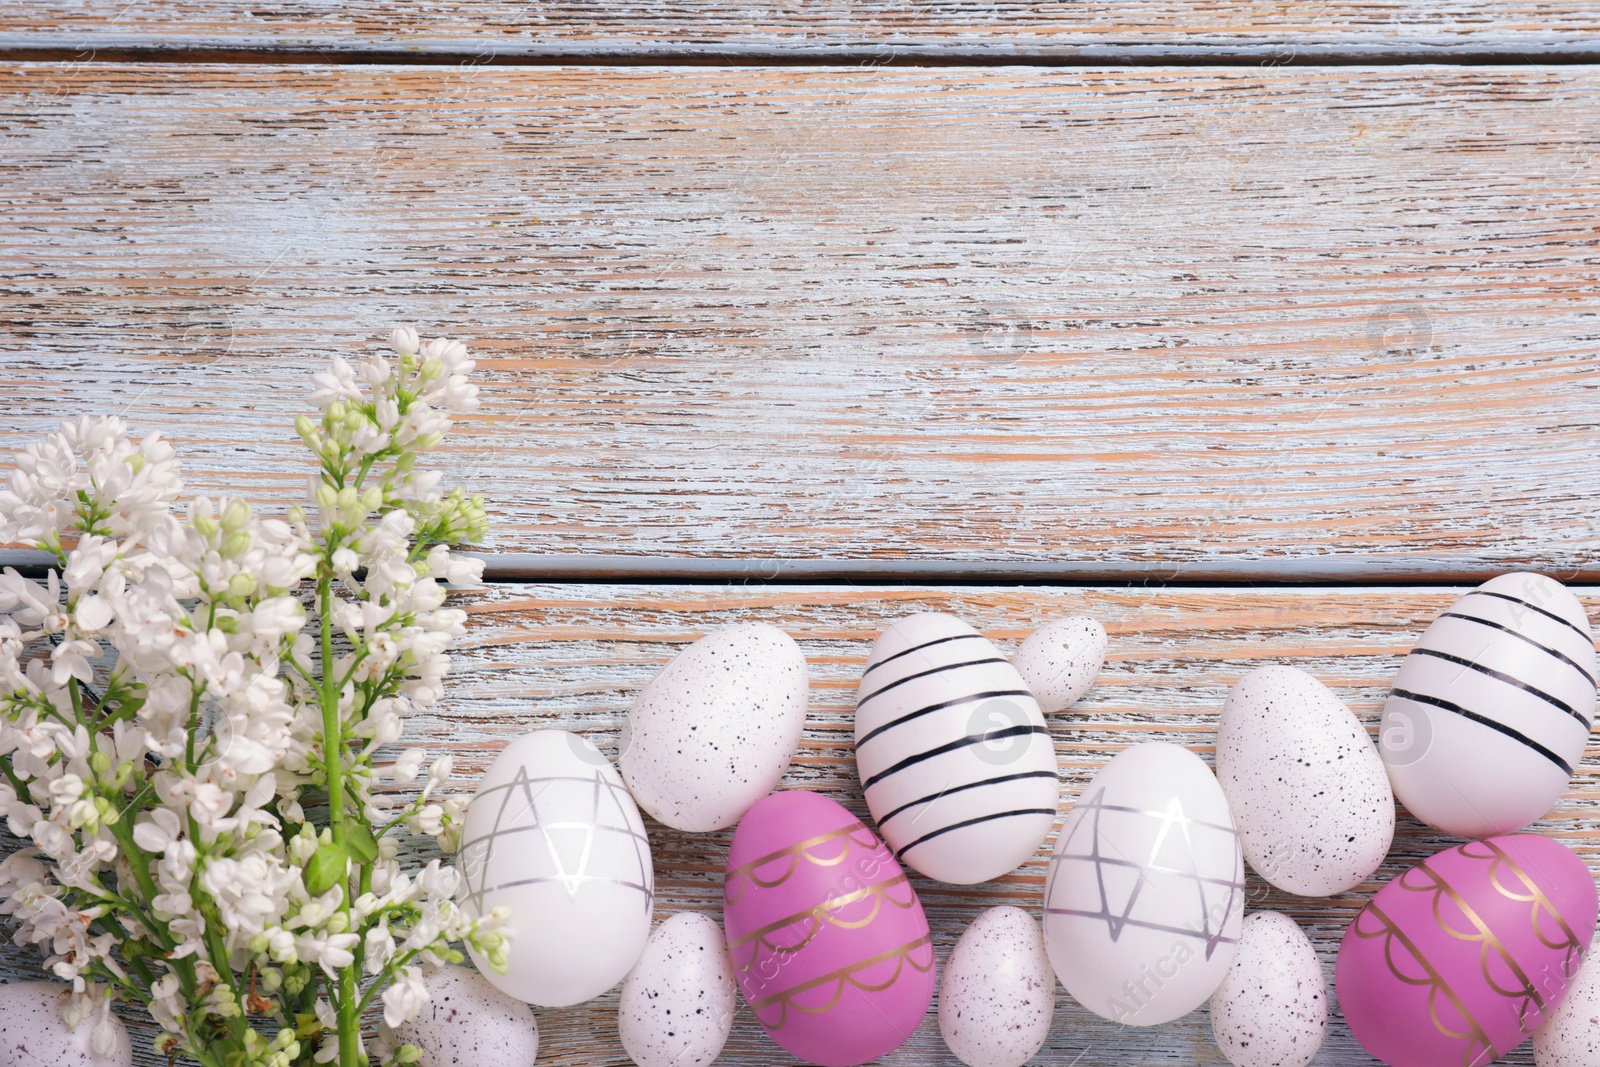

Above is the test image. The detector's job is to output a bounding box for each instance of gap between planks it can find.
[1,549,1593,585]
[7,43,1600,65]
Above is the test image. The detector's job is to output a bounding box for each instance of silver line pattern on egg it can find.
[1389,689,1575,775]
[459,765,655,916]
[857,656,1012,707]
[1045,788,1244,959]
[856,688,1035,746]
[1438,611,1597,690]
[1471,589,1594,643]
[855,613,1059,884]
[1408,647,1588,726]
[859,632,988,678]
[859,724,1050,791]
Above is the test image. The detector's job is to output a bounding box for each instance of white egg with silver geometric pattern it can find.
[1380,571,1596,838]
[457,729,654,1007]
[854,612,1059,885]
[1042,741,1245,1027]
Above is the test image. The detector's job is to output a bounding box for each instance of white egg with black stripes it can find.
[1380,571,1596,838]
[853,612,1059,885]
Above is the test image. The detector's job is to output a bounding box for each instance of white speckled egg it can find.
[1216,665,1394,896]
[619,912,737,1067]
[620,623,809,832]
[0,982,130,1067]
[1208,911,1327,1067]
[391,965,539,1067]
[938,906,1056,1067]
[1381,571,1596,838]
[1534,933,1600,1066]
[855,613,1058,885]
[1010,616,1107,713]
[457,729,654,1007]
[1043,742,1244,1026]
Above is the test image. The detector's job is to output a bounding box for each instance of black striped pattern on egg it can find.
[854,612,1059,885]
[1381,572,1596,838]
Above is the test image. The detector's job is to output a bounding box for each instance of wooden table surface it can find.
[2,5,1599,1066]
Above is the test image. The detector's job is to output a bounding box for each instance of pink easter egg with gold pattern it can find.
[1336,834,1598,1067]
[723,790,934,1067]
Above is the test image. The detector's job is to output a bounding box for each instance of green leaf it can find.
[303,841,348,896]
[344,820,379,865]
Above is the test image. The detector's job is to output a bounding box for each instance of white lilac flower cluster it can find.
[0,328,507,1067]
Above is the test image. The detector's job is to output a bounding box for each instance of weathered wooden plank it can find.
[5,583,1594,1065]
[3,66,1600,577]
[4,2,1600,59]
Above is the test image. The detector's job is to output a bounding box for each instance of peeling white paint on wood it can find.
[4,2,1600,57]
[2,66,1599,574]
[5,582,1590,1065]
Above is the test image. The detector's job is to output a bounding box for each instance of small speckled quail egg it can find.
[1216,665,1394,896]
[1209,911,1327,1067]
[619,912,738,1067]
[1010,617,1106,713]
[391,965,539,1066]
[0,982,131,1067]
[620,623,810,832]
[1534,933,1600,1066]
[938,906,1056,1067]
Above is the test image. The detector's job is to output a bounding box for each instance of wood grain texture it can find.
[6,582,1594,1065]
[4,1,1600,59]
[3,65,1600,577]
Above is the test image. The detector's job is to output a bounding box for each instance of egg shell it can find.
[457,729,654,1007]
[1208,911,1327,1067]
[1534,934,1600,1066]
[0,984,130,1067]
[1010,616,1107,714]
[855,613,1059,885]
[1337,833,1599,1067]
[391,965,539,1067]
[937,906,1056,1067]
[621,623,810,832]
[1380,572,1596,838]
[1216,665,1395,896]
[619,912,738,1067]
[1042,741,1245,1026]
[723,789,935,1067]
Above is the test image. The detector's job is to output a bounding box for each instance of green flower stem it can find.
[318,562,361,1067]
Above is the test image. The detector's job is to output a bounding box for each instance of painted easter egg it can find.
[1010,616,1107,714]
[620,623,810,832]
[1337,834,1599,1067]
[391,965,539,1067]
[619,912,738,1067]
[0,983,131,1067]
[723,790,935,1067]
[457,729,654,1007]
[1042,741,1245,1026]
[1216,665,1394,896]
[938,906,1056,1067]
[1208,911,1327,1067]
[855,613,1058,885]
[1380,572,1596,838]
[1534,933,1600,1066]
